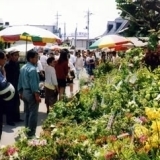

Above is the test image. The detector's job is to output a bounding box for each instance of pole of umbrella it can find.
[25,36,28,61]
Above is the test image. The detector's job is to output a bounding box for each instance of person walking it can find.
[75,52,84,79]
[18,50,41,139]
[55,49,69,100]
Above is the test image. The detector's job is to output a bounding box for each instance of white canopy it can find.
[5,43,35,55]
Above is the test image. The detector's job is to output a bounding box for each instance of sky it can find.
[0,0,119,38]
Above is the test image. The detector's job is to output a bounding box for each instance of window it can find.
[5,22,9,26]
[116,22,122,30]
[108,24,113,32]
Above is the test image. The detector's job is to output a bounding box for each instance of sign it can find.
[70,32,88,37]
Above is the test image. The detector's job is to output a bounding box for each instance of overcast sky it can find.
[0,0,119,37]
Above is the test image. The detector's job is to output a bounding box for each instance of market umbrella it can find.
[5,43,36,62]
[5,43,35,53]
[49,45,71,50]
[109,45,129,51]
[50,45,61,50]
[0,25,61,46]
[89,34,130,49]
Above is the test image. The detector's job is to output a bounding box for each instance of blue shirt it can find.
[18,62,40,93]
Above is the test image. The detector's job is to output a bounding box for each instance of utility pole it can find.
[86,9,93,49]
[55,12,61,35]
[64,22,66,40]
[74,24,78,50]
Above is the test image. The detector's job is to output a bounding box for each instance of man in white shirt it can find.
[40,52,48,70]
[69,50,76,66]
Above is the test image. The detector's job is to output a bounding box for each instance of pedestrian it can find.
[0,49,15,140]
[86,51,95,81]
[5,49,23,125]
[18,49,41,139]
[67,54,76,97]
[44,57,58,114]
[75,52,83,79]
[55,49,69,100]
[36,59,45,98]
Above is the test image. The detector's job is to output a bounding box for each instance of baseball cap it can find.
[8,49,20,55]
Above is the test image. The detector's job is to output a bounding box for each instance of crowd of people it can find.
[0,47,121,141]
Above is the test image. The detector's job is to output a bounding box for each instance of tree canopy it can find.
[116,0,160,37]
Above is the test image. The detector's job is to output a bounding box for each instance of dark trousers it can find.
[4,92,20,123]
[0,100,4,140]
[22,90,39,137]
[10,93,20,121]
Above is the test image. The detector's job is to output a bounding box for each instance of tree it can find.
[116,0,160,70]
[116,0,160,37]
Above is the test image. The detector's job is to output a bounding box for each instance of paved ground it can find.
[0,79,80,146]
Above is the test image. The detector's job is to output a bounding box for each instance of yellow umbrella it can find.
[0,25,61,45]
[90,34,130,49]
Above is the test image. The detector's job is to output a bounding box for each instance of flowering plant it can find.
[2,48,160,159]
[0,145,19,160]
[104,107,160,159]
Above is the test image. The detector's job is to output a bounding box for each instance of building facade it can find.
[103,17,129,35]
[64,31,95,49]
[0,18,10,27]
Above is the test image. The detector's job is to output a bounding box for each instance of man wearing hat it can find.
[5,49,23,126]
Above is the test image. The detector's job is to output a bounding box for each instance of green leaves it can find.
[115,0,160,37]
[8,48,160,159]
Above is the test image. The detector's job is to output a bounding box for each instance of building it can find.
[103,17,129,35]
[0,18,10,28]
[64,31,95,49]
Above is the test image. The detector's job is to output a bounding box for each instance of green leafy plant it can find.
[2,48,160,159]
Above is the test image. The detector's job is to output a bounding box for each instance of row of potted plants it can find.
[1,48,160,159]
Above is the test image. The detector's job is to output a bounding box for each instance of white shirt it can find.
[40,55,48,69]
[68,61,76,73]
[86,56,95,63]
[75,57,83,70]
[44,65,58,90]
[54,55,60,61]
[69,54,76,65]
[36,60,43,72]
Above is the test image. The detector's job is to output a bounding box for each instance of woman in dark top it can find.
[55,49,69,100]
